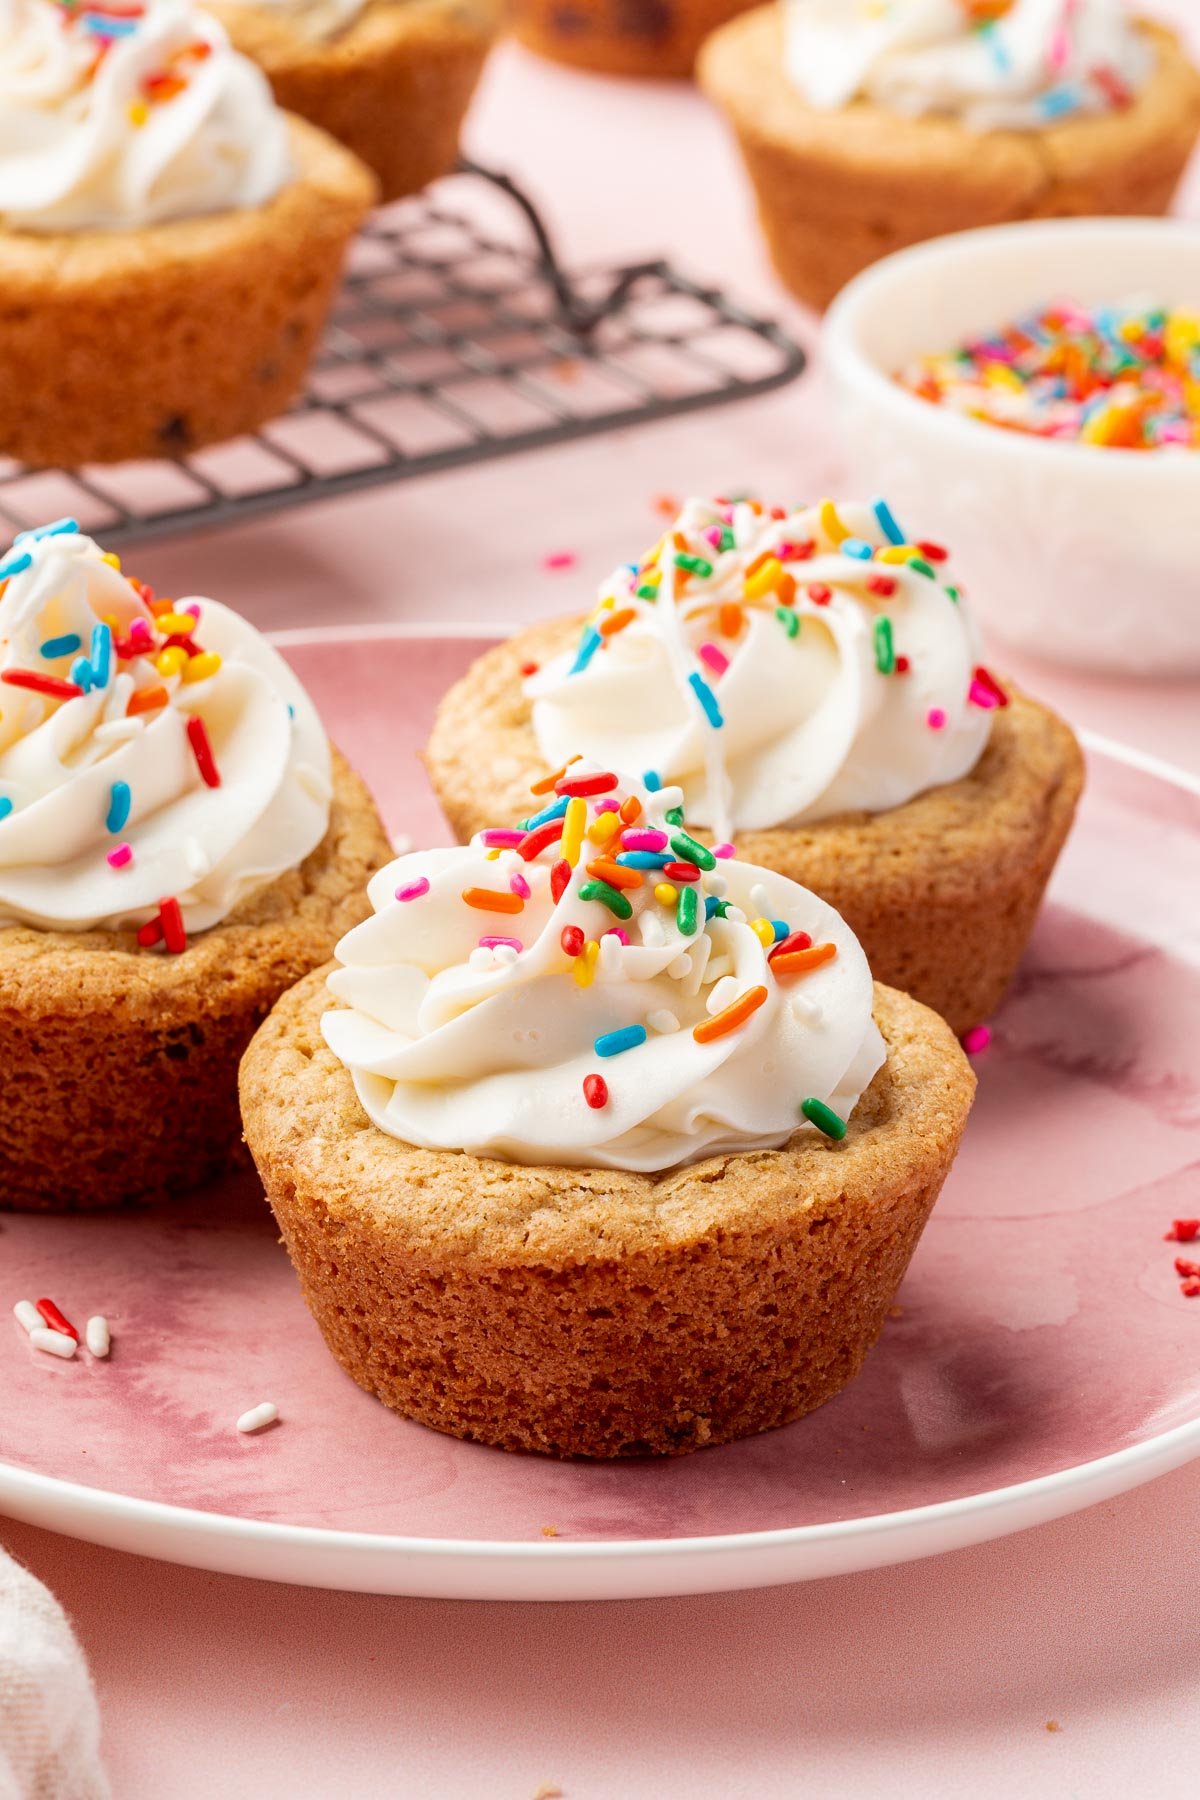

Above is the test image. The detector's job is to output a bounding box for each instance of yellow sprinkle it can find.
[485,848,501,860]
[743,557,783,603]
[128,100,148,127]
[101,552,121,569]
[561,796,587,868]
[878,544,921,564]
[586,811,620,846]
[819,499,849,546]
[181,651,221,683]
[573,940,599,988]
[654,883,678,907]
[155,646,187,678]
[102,614,118,630]
[750,917,775,948]
[155,612,197,637]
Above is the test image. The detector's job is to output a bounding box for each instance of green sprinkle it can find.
[907,556,937,580]
[776,605,799,639]
[944,585,960,604]
[635,583,659,601]
[664,804,685,827]
[873,615,895,675]
[578,879,633,920]
[801,1097,847,1141]
[670,830,716,872]
[673,553,713,578]
[676,884,698,935]
[712,899,735,920]
[717,526,735,553]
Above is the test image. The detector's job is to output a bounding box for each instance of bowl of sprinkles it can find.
[824,218,1200,675]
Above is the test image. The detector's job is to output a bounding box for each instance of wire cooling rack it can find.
[0,163,806,549]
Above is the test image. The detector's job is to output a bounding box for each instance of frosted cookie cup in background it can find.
[698,0,1200,310]
[0,525,391,1211]
[241,767,975,1458]
[0,0,377,466]
[426,496,1084,1035]
[508,0,758,79]
[210,0,498,199]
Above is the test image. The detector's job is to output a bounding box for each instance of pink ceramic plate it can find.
[2,628,1199,1602]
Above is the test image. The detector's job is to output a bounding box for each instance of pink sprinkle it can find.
[713,842,736,860]
[603,928,630,945]
[182,603,201,620]
[926,707,947,731]
[703,526,723,549]
[481,829,525,848]
[1048,23,1069,69]
[969,679,1000,711]
[479,935,522,951]
[395,878,430,902]
[128,618,153,647]
[508,870,531,899]
[621,829,668,852]
[542,551,577,571]
[106,843,133,869]
[699,643,729,678]
[594,798,622,815]
[775,540,812,561]
[962,1023,992,1055]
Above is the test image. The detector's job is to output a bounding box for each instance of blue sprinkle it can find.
[524,794,570,831]
[288,703,295,719]
[615,851,671,869]
[0,550,32,579]
[70,656,93,693]
[771,919,790,941]
[106,780,131,835]
[90,621,112,689]
[83,12,137,33]
[0,797,12,823]
[705,895,720,920]
[16,517,78,544]
[842,538,874,561]
[643,770,662,792]
[569,625,602,676]
[594,1025,648,1058]
[979,20,1010,75]
[872,499,906,546]
[688,671,723,730]
[1038,84,1081,119]
[39,633,82,660]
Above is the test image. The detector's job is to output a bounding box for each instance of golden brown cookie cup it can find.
[508,0,757,80]
[698,8,1200,310]
[0,752,392,1213]
[241,974,974,1458]
[0,117,376,468]
[213,0,496,201]
[424,618,1085,1036]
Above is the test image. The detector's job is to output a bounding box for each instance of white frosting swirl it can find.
[783,0,1152,131]
[323,768,886,1173]
[0,524,331,934]
[0,0,291,234]
[527,498,994,842]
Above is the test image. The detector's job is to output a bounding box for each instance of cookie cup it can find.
[425,619,1085,1035]
[212,0,496,201]
[509,0,757,80]
[698,8,1200,310]
[0,118,376,468]
[0,751,392,1213]
[241,976,974,1458]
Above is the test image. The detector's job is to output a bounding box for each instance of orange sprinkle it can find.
[771,942,837,977]
[776,572,797,607]
[719,603,743,638]
[585,860,643,890]
[461,887,525,914]
[619,795,642,825]
[693,985,768,1044]
[744,550,772,579]
[530,755,580,796]
[146,597,175,617]
[126,685,168,716]
[598,607,636,638]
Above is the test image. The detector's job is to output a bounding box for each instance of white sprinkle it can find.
[792,993,823,1024]
[237,1402,278,1434]
[647,1009,680,1034]
[750,883,771,918]
[468,946,493,970]
[598,934,624,977]
[704,873,728,898]
[95,714,141,745]
[703,955,733,986]
[638,911,666,947]
[723,906,746,924]
[667,953,692,981]
[85,1316,110,1359]
[682,933,712,997]
[707,975,740,1014]
[390,832,413,856]
[493,944,519,967]
[30,1327,77,1360]
[13,1300,41,1335]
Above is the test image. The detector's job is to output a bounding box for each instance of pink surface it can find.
[4,8,1200,1793]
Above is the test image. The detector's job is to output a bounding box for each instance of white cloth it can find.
[0,1546,108,1800]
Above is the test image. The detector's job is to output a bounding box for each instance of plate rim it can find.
[3,624,1198,1596]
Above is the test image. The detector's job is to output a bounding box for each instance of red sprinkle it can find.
[866,574,897,598]
[136,916,163,948]
[895,655,911,674]
[807,584,832,606]
[555,771,619,798]
[917,541,948,563]
[560,925,585,958]
[550,856,571,902]
[1182,1279,1200,1299]
[36,1298,78,1341]
[663,861,701,883]
[542,551,577,571]
[186,715,220,787]
[769,930,813,962]
[583,1073,609,1110]
[2,669,84,700]
[519,661,540,677]
[781,540,815,562]
[1165,1220,1200,1242]
[972,665,1010,709]
[159,896,186,954]
[518,819,566,862]
[1174,1258,1200,1278]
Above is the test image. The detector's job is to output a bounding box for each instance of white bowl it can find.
[823,219,1200,676]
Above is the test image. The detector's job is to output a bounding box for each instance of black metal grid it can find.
[0,163,807,550]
